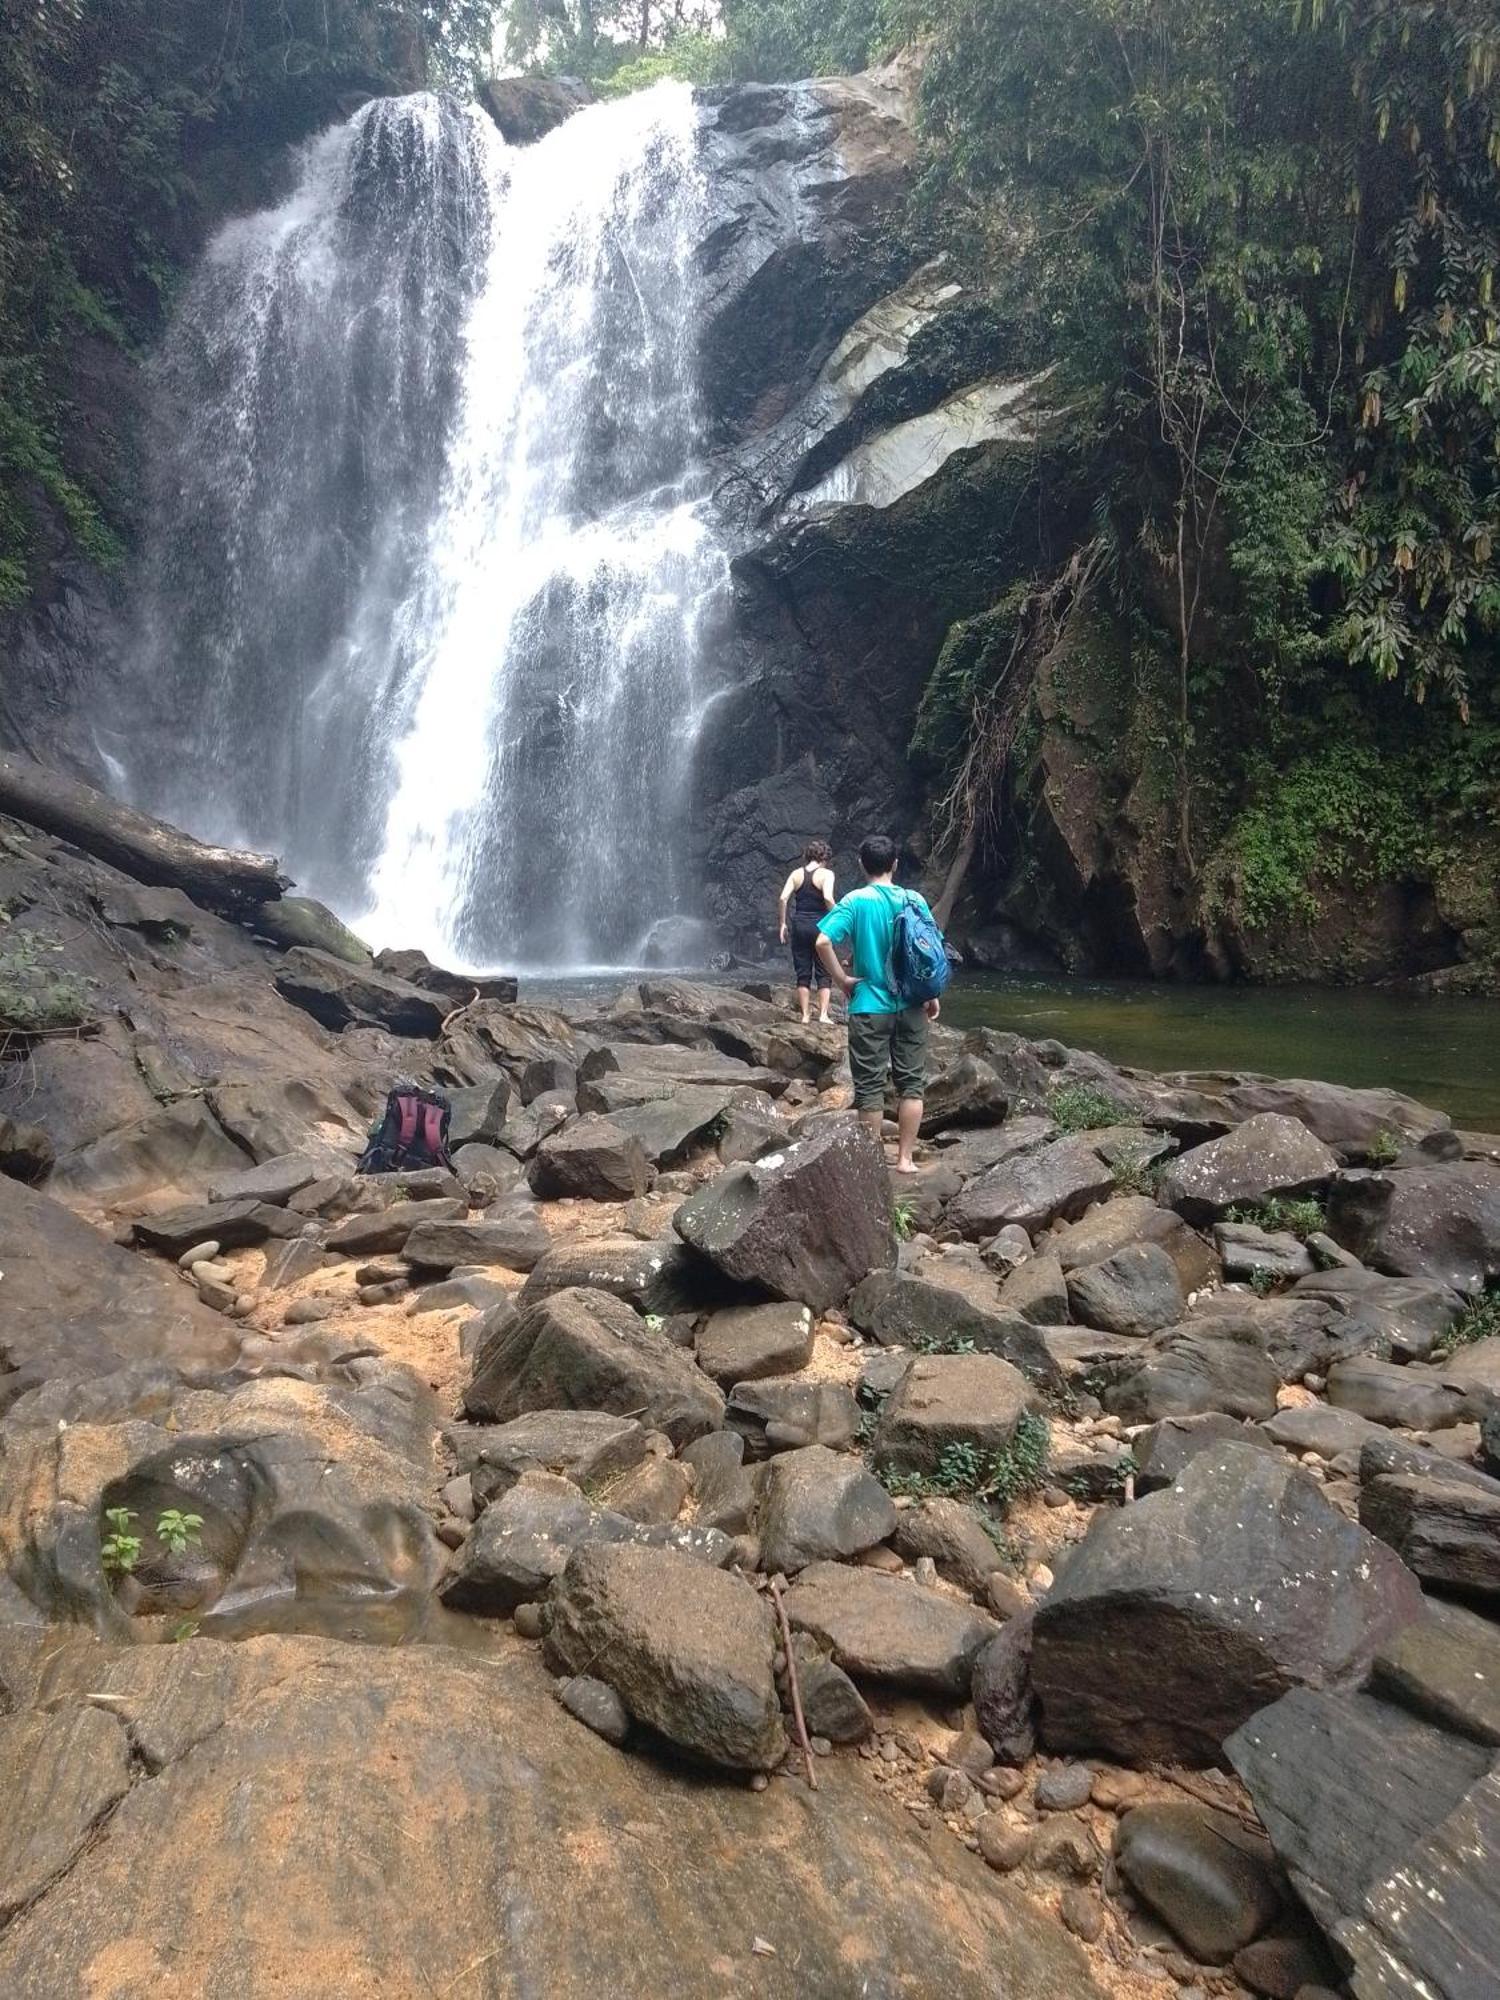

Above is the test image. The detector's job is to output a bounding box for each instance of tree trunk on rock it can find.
[0,753,289,916]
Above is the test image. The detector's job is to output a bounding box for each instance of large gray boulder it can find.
[1326,1159,1500,1294]
[1065,1242,1185,1337]
[871,1353,1033,1476]
[273,946,447,1036]
[1325,1355,1479,1431]
[971,1610,1038,1763]
[695,1301,815,1385]
[945,1136,1115,1240]
[401,1210,549,1274]
[1156,1114,1338,1224]
[1031,1443,1425,1763]
[461,1287,723,1446]
[1051,1195,1219,1293]
[782,1560,997,1697]
[544,1542,785,1770]
[756,1445,897,1574]
[1359,1450,1500,1601]
[1290,1264,1465,1361]
[675,1115,893,1311]
[1100,1329,1282,1423]
[1112,1805,1285,1964]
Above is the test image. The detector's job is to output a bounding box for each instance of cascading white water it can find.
[125,85,726,969]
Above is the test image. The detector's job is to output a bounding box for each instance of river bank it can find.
[1,778,1497,1998]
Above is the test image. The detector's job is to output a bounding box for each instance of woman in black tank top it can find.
[777,839,836,1023]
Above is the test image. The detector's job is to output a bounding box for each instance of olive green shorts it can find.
[847,1007,930,1110]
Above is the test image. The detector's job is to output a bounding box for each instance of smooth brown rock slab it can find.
[0,1633,1103,1998]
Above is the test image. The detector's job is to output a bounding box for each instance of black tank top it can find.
[792,868,827,918]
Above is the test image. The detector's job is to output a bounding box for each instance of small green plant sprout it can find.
[893,1199,916,1241]
[1365,1127,1401,1167]
[155,1509,204,1557]
[1048,1083,1128,1134]
[1249,1266,1276,1297]
[643,1313,664,1332]
[100,1506,142,1576]
[1110,1146,1160,1196]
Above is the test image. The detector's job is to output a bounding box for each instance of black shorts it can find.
[789,915,830,989]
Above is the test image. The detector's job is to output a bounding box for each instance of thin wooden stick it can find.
[768,1576,817,1791]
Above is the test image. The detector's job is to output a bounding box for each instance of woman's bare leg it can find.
[796,983,812,1024]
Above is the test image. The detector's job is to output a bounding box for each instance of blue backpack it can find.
[888,889,952,1007]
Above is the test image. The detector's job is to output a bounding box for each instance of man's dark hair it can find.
[859,833,897,877]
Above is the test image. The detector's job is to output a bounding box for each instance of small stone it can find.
[1035,1762,1095,1812]
[879,1738,902,1764]
[440,1474,475,1522]
[749,1773,768,1792]
[1060,1887,1105,1943]
[1092,1769,1148,1812]
[512,1602,544,1640]
[556,1674,630,1746]
[809,1735,832,1757]
[283,1295,337,1325]
[986,1572,1029,1620]
[1026,1815,1101,1879]
[941,1727,995,1778]
[437,1516,467,1550]
[178,1239,220,1269]
[358,1280,408,1306]
[1042,1486,1071,1509]
[859,1546,906,1574]
[980,1766,1026,1801]
[912,1556,940,1588]
[1029,1563,1054,1592]
[976,1818,1029,1871]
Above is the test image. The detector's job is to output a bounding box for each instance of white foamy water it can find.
[126,85,726,969]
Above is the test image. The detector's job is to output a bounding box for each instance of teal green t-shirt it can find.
[818,883,931,1015]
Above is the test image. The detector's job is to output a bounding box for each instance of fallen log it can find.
[0,752,289,916]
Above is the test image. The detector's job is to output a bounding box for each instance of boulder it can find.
[674,1116,893,1312]
[1065,1242,1184,1337]
[461,1287,724,1446]
[756,1445,897,1574]
[1131,1414,1280,1492]
[1325,1355,1478,1431]
[324,1197,466,1257]
[1215,1223,1314,1285]
[1359,1464,1500,1600]
[607,1086,770,1170]
[782,1560,997,1697]
[544,1542,785,1770]
[448,1410,653,1510]
[890,1496,1007,1600]
[447,1077,513,1148]
[680,1429,757,1535]
[871,1353,1033,1476]
[945,1136,1115,1241]
[1257,1403,1385,1460]
[845,1269,1060,1385]
[1157,1115,1338,1224]
[1290,1264,1464,1361]
[131,1198,301,1257]
[1051,1195,1219,1293]
[249,894,371,962]
[273,947,447,1036]
[919,1053,1008,1135]
[695,1301,815,1385]
[518,1239,720,1315]
[996,1252,1071,1326]
[1113,1804,1285,1963]
[400,1207,550,1274]
[0,1630,1103,1996]
[529,1116,652,1201]
[1101,1330,1282,1424]
[204,1149,349,1206]
[1370,1602,1500,1747]
[1326,1161,1500,1294]
[1226,1686,1500,2000]
[971,1610,1038,1763]
[726,1376,861,1456]
[788,1634,872,1744]
[1031,1443,1425,1763]
[438,1471,731,1613]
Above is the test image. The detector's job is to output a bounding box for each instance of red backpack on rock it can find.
[356,1085,453,1174]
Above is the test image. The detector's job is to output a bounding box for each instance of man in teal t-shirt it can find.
[815,832,939,1174]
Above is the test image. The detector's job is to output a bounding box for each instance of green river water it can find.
[942,975,1500,1131]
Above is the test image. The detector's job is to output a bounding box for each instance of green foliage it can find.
[100,1507,143,1576]
[717,0,900,82]
[1207,744,1434,929]
[892,1199,916,1241]
[1110,1147,1161,1197]
[1445,1287,1500,1351]
[1048,1083,1128,1134]
[0,926,91,1032]
[1248,1267,1278,1298]
[155,1509,205,1557]
[1227,1196,1328,1237]
[1365,1127,1401,1167]
[883,1413,1051,1506]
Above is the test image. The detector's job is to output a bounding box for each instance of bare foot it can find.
[892,1159,920,1176]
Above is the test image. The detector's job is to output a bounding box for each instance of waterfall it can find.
[125,85,727,970]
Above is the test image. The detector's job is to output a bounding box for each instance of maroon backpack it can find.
[356,1085,453,1175]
